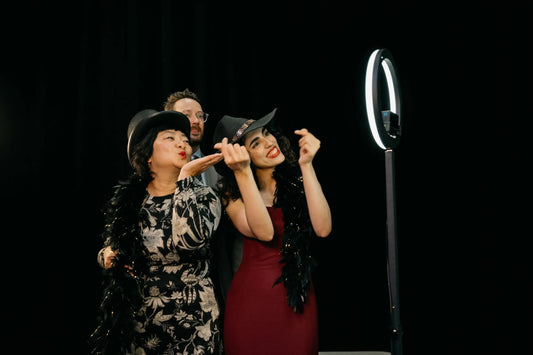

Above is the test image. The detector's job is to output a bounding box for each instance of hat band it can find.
[232,119,255,143]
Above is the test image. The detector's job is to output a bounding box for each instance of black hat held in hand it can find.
[213,108,277,145]
[212,108,277,175]
[127,109,191,164]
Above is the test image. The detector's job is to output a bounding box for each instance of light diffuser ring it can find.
[364,48,402,149]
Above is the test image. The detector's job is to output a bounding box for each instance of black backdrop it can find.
[1,1,531,354]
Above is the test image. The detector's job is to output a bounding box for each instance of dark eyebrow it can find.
[247,136,259,147]
[247,127,268,148]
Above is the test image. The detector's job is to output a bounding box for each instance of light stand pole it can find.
[385,148,402,355]
[364,48,403,355]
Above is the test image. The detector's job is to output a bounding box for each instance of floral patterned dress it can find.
[129,177,222,355]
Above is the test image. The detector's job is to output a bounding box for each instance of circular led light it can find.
[364,48,402,149]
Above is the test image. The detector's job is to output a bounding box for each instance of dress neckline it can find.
[147,192,173,201]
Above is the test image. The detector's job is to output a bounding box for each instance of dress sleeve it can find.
[171,177,222,250]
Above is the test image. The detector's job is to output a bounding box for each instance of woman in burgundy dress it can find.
[212,108,332,355]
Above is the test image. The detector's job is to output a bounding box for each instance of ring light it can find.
[365,48,402,150]
[363,48,404,355]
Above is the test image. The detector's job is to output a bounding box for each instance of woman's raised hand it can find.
[295,128,321,165]
[214,137,251,173]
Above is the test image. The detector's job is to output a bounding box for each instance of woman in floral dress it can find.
[90,109,224,355]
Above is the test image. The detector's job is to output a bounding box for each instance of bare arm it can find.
[215,138,274,241]
[296,129,332,237]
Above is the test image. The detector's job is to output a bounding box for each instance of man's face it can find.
[172,98,204,148]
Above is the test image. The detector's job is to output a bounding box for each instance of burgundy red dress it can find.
[223,206,318,355]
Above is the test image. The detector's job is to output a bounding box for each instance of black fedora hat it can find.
[212,108,277,176]
[213,108,277,145]
[127,109,190,163]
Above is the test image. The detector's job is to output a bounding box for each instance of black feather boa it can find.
[272,174,317,313]
[88,175,150,354]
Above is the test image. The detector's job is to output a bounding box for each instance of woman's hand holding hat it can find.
[214,137,251,174]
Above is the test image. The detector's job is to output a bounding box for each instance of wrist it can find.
[233,167,254,179]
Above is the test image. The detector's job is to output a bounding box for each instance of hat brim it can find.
[127,110,190,162]
[213,108,277,146]
[213,108,277,176]
[232,109,276,143]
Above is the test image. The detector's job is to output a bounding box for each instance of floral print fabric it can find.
[129,178,222,355]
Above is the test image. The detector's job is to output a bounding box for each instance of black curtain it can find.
[1,0,530,354]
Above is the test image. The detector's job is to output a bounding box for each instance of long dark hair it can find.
[216,123,299,206]
[216,123,316,313]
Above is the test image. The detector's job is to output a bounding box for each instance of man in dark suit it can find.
[164,88,241,309]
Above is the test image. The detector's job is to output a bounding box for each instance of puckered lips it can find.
[178,151,187,159]
[267,146,280,158]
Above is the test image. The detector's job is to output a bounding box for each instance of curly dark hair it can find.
[216,123,299,207]
[215,121,316,313]
[163,88,201,111]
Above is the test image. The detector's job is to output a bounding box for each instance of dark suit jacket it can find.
[196,151,243,310]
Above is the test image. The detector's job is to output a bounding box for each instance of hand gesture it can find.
[101,246,135,276]
[102,246,117,269]
[295,128,321,165]
[214,137,251,173]
[179,152,223,180]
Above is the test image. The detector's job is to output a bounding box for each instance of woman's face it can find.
[243,127,285,168]
[148,129,192,171]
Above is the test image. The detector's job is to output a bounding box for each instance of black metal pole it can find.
[385,149,403,355]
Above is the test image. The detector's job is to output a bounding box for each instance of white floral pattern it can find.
[129,179,222,355]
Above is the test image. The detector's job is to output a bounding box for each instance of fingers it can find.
[213,137,229,151]
[193,152,223,167]
[294,128,320,164]
[213,141,222,151]
[294,128,309,136]
[205,152,223,160]
[102,247,134,275]
[295,129,319,147]
[210,153,224,164]
[216,137,247,160]
[103,246,117,269]
[104,255,115,269]
[215,137,250,171]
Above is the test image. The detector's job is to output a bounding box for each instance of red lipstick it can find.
[267,147,280,158]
